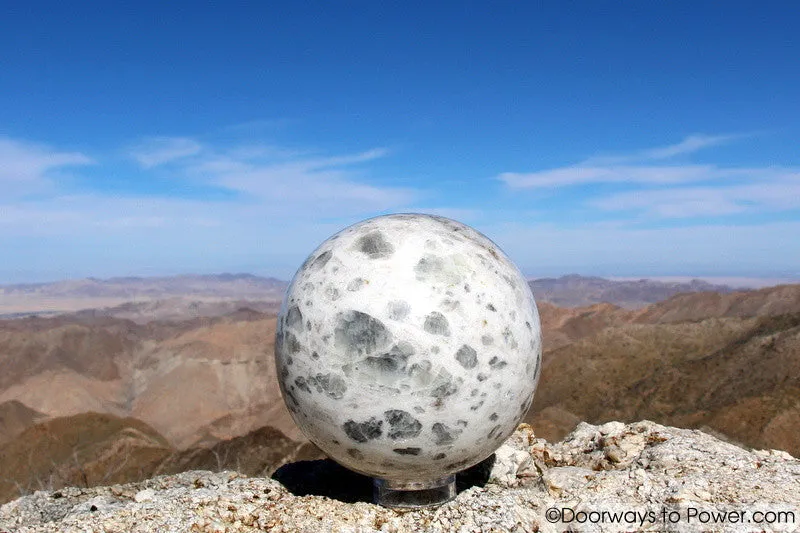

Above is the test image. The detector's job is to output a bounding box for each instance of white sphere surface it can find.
[275,214,542,482]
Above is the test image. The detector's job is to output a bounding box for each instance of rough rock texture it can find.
[2,421,799,533]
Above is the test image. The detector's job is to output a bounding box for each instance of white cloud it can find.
[498,133,748,189]
[586,133,743,165]
[0,137,416,237]
[0,195,224,233]
[638,133,740,160]
[496,134,800,220]
[592,174,800,217]
[499,165,724,189]
[131,137,203,168]
[185,146,414,215]
[0,137,93,197]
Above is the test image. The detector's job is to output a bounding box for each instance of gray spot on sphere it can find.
[343,418,383,443]
[286,305,303,331]
[384,409,422,440]
[393,447,421,456]
[325,286,340,301]
[414,255,444,280]
[334,310,391,358]
[481,335,494,346]
[314,373,347,400]
[502,326,518,349]
[432,422,462,445]
[408,361,433,387]
[440,298,460,311]
[386,300,410,320]
[285,332,302,354]
[294,376,311,393]
[357,231,394,259]
[489,356,508,369]
[309,250,332,270]
[364,342,415,374]
[347,448,364,460]
[347,278,367,291]
[430,378,459,399]
[423,312,451,336]
[455,345,478,369]
[284,389,299,407]
[445,459,470,470]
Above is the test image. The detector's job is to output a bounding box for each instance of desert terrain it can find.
[0,274,798,503]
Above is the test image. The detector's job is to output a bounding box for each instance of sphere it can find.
[275,214,542,483]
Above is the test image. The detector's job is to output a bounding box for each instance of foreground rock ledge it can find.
[2,421,799,533]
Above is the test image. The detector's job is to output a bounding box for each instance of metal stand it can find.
[373,475,456,509]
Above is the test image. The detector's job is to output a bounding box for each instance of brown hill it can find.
[537,301,633,351]
[0,400,46,444]
[156,426,322,478]
[72,298,282,324]
[536,284,800,352]
[527,312,800,456]
[0,412,321,505]
[633,283,800,323]
[0,412,170,503]
[0,311,301,449]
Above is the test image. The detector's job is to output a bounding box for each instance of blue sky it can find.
[1,2,799,283]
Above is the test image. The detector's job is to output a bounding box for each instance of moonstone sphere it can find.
[275,214,542,483]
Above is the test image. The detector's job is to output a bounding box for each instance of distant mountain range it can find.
[529,274,737,308]
[0,273,757,317]
[0,274,288,316]
[0,273,286,299]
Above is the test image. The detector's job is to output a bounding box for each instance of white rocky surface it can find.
[275,214,542,483]
[3,421,799,532]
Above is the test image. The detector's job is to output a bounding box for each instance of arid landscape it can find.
[1,274,798,504]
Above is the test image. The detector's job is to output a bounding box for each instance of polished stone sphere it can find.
[275,214,541,483]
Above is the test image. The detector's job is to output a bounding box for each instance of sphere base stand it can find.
[373,475,456,509]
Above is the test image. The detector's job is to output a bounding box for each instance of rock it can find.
[2,421,799,532]
[133,489,155,503]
